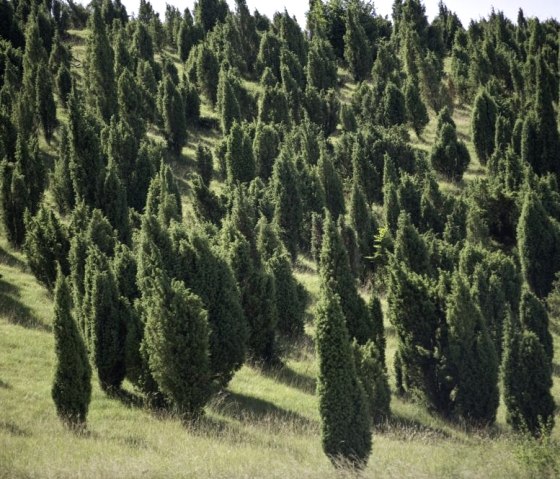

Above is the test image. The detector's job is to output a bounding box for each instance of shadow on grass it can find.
[0,420,30,437]
[376,413,454,442]
[0,246,27,270]
[107,387,145,409]
[261,363,316,396]
[552,363,560,378]
[0,378,11,389]
[214,391,316,432]
[0,280,50,332]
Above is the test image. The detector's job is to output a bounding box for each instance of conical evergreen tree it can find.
[50,125,75,213]
[270,150,303,261]
[517,191,559,298]
[225,122,255,183]
[447,273,499,425]
[143,276,211,420]
[430,122,470,182]
[343,5,372,82]
[404,77,429,136]
[100,160,130,244]
[320,212,372,344]
[23,205,70,290]
[51,269,92,429]
[159,74,186,155]
[318,151,345,219]
[353,339,391,424]
[393,211,430,276]
[253,123,279,180]
[316,283,372,468]
[471,88,497,166]
[519,287,553,363]
[35,61,56,143]
[502,312,555,437]
[83,247,126,392]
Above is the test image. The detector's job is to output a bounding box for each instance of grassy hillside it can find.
[2,22,560,479]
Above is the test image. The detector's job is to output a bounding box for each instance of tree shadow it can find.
[213,391,316,433]
[0,246,27,270]
[261,364,316,395]
[0,420,30,437]
[0,378,11,389]
[552,363,560,378]
[376,413,455,442]
[107,387,145,409]
[0,283,50,331]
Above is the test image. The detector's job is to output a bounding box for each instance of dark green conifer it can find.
[316,284,371,468]
[381,81,406,127]
[320,212,371,344]
[159,74,186,155]
[50,125,75,213]
[196,44,219,105]
[83,247,126,392]
[520,288,553,363]
[35,61,56,143]
[404,77,429,136]
[51,269,92,429]
[143,276,211,420]
[353,339,391,424]
[502,313,555,437]
[270,150,303,261]
[447,273,499,425]
[517,191,559,298]
[471,88,497,166]
[23,206,70,290]
[318,151,345,219]
[430,123,470,182]
[394,212,430,276]
[196,144,213,186]
[343,5,372,82]
[225,122,255,183]
[253,123,279,180]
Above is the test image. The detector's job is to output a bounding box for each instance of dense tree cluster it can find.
[0,0,556,464]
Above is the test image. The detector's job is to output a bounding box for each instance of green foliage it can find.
[318,152,345,219]
[316,284,371,468]
[196,43,219,105]
[404,77,428,135]
[196,143,213,186]
[253,123,279,180]
[353,339,391,424]
[430,123,470,182]
[217,66,241,134]
[51,270,92,429]
[520,288,553,363]
[394,212,430,276]
[471,89,497,166]
[100,160,130,244]
[159,74,186,155]
[320,212,371,345]
[23,206,70,291]
[502,312,555,437]
[270,150,302,261]
[447,273,499,425]
[83,247,126,392]
[143,276,211,420]
[226,122,255,184]
[35,61,56,143]
[307,38,337,92]
[343,5,372,82]
[381,81,406,127]
[50,125,74,213]
[517,192,560,298]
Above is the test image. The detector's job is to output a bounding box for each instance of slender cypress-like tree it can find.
[471,88,497,166]
[51,269,92,429]
[159,74,186,155]
[404,77,429,136]
[316,284,372,468]
[343,5,372,82]
[519,288,553,363]
[35,61,57,143]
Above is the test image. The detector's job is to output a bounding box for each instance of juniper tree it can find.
[404,77,429,136]
[145,163,183,227]
[196,43,219,105]
[23,206,70,290]
[502,312,555,437]
[85,6,116,123]
[353,339,391,424]
[316,284,372,468]
[100,160,130,245]
[143,276,211,420]
[253,122,279,180]
[117,69,145,142]
[35,61,56,143]
[217,66,241,134]
[368,295,386,369]
[520,287,553,363]
[257,217,305,337]
[318,151,345,219]
[172,227,248,386]
[381,81,406,127]
[471,88,497,166]
[394,211,430,277]
[306,38,337,92]
[430,122,470,182]
[82,247,126,392]
[320,212,372,344]
[196,144,213,186]
[343,5,372,82]
[225,122,255,184]
[348,176,376,267]
[51,269,92,429]
[159,74,186,155]
[270,150,303,261]
[383,155,400,235]
[517,191,559,298]
[447,273,499,425]
[50,125,74,213]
